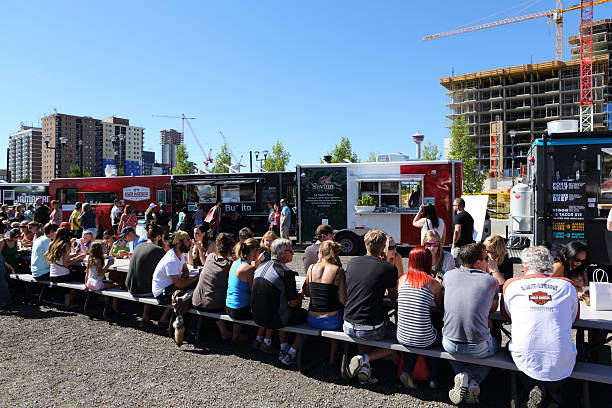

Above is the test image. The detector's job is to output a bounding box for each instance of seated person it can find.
[188,225,215,268]
[192,233,235,340]
[423,230,455,279]
[29,221,42,239]
[74,230,94,255]
[0,229,21,274]
[121,226,146,254]
[226,238,270,345]
[502,246,579,408]
[442,243,499,405]
[397,246,443,390]
[568,269,590,304]
[385,235,404,276]
[84,242,118,319]
[232,227,254,260]
[46,228,87,307]
[113,237,131,259]
[343,229,398,385]
[302,240,346,364]
[552,241,588,279]
[126,224,167,326]
[254,230,277,268]
[251,238,306,366]
[19,221,34,248]
[31,223,59,281]
[303,224,337,274]
[102,230,116,258]
[483,234,513,286]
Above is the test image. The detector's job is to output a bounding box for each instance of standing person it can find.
[451,198,474,266]
[157,204,170,237]
[49,200,63,226]
[31,223,59,280]
[192,233,235,340]
[413,203,446,245]
[344,229,398,385]
[69,202,83,239]
[302,240,346,364]
[266,202,275,230]
[110,199,123,235]
[78,203,98,238]
[271,203,281,237]
[397,246,444,390]
[423,230,455,280]
[502,246,579,408]
[303,224,337,274]
[24,204,35,221]
[193,203,206,227]
[14,205,25,222]
[144,203,157,227]
[251,238,306,366]
[34,198,50,226]
[442,243,499,405]
[176,207,188,232]
[118,205,137,232]
[204,199,222,236]
[279,198,291,240]
[126,224,166,326]
[483,234,513,286]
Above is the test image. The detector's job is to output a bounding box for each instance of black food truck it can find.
[0,183,49,206]
[527,131,612,271]
[172,172,297,236]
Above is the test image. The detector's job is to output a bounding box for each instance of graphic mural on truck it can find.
[300,167,347,241]
[2,185,49,206]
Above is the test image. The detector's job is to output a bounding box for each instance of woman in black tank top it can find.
[302,241,346,363]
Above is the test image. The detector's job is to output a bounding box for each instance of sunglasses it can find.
[118,239,127,243]
[574,258,586,264]
[425,242,440,247]
[20,226,28,229]
[387,245,396,250]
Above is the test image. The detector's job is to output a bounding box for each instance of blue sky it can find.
[1,1,611,171]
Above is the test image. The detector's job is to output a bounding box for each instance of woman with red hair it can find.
[396,246,443,390]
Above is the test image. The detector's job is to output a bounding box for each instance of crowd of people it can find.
[0,196,605,408]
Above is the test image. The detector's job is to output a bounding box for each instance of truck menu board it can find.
[551,179,587,243]
[299,167,347,241]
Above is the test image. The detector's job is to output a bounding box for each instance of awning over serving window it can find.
[175,178,261,185]
[357,175,424,182]
[214,179,261,185]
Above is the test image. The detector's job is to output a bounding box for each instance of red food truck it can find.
[49,175,172,233]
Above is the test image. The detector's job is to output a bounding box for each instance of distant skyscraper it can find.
[142,150,155,175]
[9,126,43,182]
[160,129,183,170]
[102,117,144,176]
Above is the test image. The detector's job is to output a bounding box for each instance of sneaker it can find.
[429,380,438,390]
[527,386,545,408]
[358,376,379,385]
[356,365,372,383]
[260,341,277,355]
[279,352,296,366]
[448,372,469,405]
[465,379,480,404]
[251,338,262,350]
[399,372,417,389]
[347,355,365,379]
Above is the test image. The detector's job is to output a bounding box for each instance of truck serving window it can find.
[221,183,256,203]
[601,147,612,203]
[82,192,117,204]
[57,188,78,205]
[358,178,423,212]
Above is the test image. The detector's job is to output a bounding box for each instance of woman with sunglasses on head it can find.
[552,241,588,279]
[413,203,446,246]
[422,230,455,280]
[385,236,404,277]
[483,235,512,286]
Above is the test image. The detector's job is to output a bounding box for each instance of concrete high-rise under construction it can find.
[160,129,183,170]
[441,19,612,177]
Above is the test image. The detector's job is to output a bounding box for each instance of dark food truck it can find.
[0,183,49,206]
[172,172,297,236]
[528,131,612,270]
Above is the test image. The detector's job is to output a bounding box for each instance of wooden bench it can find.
[320,329,612,407]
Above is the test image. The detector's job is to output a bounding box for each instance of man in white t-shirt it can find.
[151,230,199,305]
[607,210,612,232]
[502,245,579,407]
[110,200,123,234]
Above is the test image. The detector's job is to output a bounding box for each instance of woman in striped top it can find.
[397,246,443,390]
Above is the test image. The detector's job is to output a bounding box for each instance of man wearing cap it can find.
[279,198,291,240]
[110,199,123,235]
[151,230,199,307]
[120,227,146,255]
[303,224,340,273]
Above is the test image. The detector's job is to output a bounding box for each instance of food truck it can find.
[296,160,463,255]
[0,183,49,207]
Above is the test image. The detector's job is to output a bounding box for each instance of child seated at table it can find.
[113,238,130,259]
[102,230,115,258]
[74,230,94,255]
[568,269,590,305]
[84,242,120,320]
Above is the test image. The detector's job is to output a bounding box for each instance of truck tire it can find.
[335,232,360,256]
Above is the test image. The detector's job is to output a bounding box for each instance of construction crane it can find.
[218,131,245,173]
[424,0,607,131]
[152,113,213,171]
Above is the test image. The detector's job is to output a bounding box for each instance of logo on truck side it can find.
[123,186,151,202]
[312,175,335,190]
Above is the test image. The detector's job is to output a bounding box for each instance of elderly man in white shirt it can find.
[502,245,579,408]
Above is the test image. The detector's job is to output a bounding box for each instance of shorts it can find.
[226,305,252,321]
[86,278,104,291]
[307,311,343,330]
[280,225,290,239]
[50,273,73,284]
[343,319,396,341]
[155,284,177,305]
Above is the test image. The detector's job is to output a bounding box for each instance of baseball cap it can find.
[120,226,136,238]
[59,222,70,229]
[11,222,20,228]
[316,224,335,237]
[149,203,157,209]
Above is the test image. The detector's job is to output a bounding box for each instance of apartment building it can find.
[160,129,184,169]
[101,116,144,176]
[9,126,43,182]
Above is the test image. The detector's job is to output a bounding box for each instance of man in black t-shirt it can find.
[34,199,50,226]
[343,229,398,385]
[451,197,475,267]
[303,224,339,274]
[126,224,166,326]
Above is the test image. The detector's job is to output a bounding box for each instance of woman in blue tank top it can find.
[226,238,270,344]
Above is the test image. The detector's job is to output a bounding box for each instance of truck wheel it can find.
[335,233,360,256]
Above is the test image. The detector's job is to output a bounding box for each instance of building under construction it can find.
[441,19,612,176]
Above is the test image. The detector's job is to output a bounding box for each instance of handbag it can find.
[590,269,612,311]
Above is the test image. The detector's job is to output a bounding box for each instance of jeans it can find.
[308,311,343,330]
[343,319,396,341]
[442,335,499,384]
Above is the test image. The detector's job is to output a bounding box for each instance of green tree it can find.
[422,142,442,161]
[172,143,192,175]
[68,165,91,178]
[117,167,125,176]
[448,117,485,194]
[262,140,291,172]
[366,152,379,162]
[327,136,359,163]
[212,143,232,173]
[15,177,30,183]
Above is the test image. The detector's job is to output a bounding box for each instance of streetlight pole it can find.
[509,130,516,186]
[43,135,67,179]
[254,150,269,172]
[78,139,83,177]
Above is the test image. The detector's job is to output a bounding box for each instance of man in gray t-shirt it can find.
[442,243,499,405]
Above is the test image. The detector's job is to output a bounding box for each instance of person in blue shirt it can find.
[31,223,60,280]
[280,198,291,240]
[120,227,146,255]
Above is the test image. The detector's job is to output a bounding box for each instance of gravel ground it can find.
[0,251,607,407]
